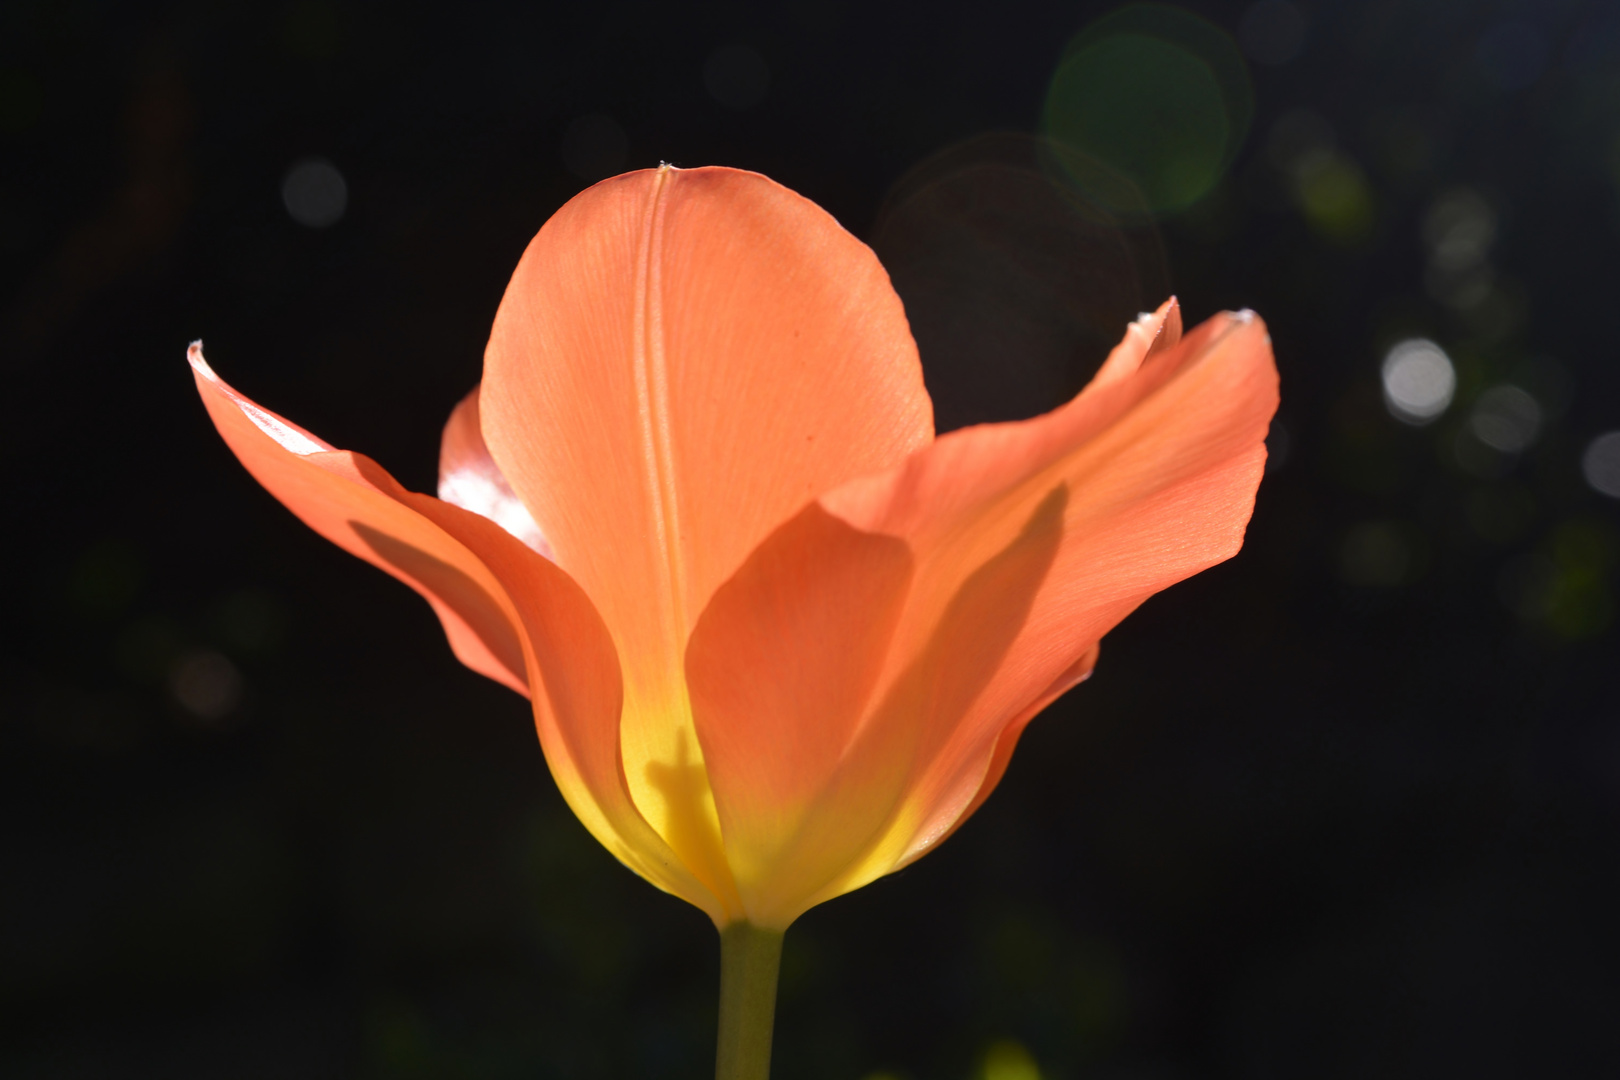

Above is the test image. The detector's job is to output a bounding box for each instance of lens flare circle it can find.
[1042,4,1253,214]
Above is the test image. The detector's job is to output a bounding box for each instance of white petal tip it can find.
[187,341,218,380]
[190,344,331,456]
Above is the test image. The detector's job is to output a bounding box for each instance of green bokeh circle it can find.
[1042,5,1253,214]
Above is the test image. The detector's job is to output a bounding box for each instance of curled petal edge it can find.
[689,301,1276,925]
[187,345,734,925]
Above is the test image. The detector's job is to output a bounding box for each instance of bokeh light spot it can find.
[1047,35,1226,210]
[1042,5,1252,213]
[1426,262,1494,311]
[1265,108,1333,172]
[1238,1,1307,66]
[1339,521,1414,588]
[1469,385,1541,453]
[169,650,242,722]
[1297,154,1374,243]
[1498,521,1616,638]
[561,114,628,182]
[1380,338,1455,424]
[1374,110,1438,179]
[1582,431,1620,498]
[1424,188,1497,309]
[282,158,347,228]
[704,44,770,110]
[980,1039,1041,1080]
[1424,188,1495,271]
[1261,109,1375,243]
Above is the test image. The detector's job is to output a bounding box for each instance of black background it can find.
[4,0,1619,1077]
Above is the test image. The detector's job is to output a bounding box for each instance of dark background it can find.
[4,0,1619,1076]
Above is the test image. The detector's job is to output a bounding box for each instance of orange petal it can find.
[808,303,1276,895]
[692,486,1068,926]
[438,384,551,558]
[479,166,933,886]
[191,345,729,921]
[392,488,733,924]
[686,504,913,912]
[1088,296,1183,389]
[835,302,1276,880]
[189,344,528,695]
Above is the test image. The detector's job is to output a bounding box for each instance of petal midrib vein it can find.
[633,165,689,677]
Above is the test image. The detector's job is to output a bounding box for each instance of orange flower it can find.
[191,165,1277,931]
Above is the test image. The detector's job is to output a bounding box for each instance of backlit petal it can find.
[191,345,727,921]
[820,303,1276,884]
[686,505,913,918]
[697,304,1274,919]
[480,166,932,892]
[693,487,1067,926]
[395,490,732,924]
[189,344,528,695]
[438,385,552,557]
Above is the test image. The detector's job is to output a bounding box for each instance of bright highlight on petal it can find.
[190,166,1278,931]
[438,385,553,557]
[190,343,332,455]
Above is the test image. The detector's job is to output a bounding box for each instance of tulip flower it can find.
[191,165,1277,1079]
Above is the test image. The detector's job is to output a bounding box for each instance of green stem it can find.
[715,922,785,1080]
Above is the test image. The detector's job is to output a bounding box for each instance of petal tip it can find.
[190,346,332,457]
[188,340,217,381]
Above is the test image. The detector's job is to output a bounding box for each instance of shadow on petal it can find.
[353,522,528,689]
[748,484,1067,925]
[690,504,915,901]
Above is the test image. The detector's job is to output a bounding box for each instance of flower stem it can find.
[715,921,785,1080]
